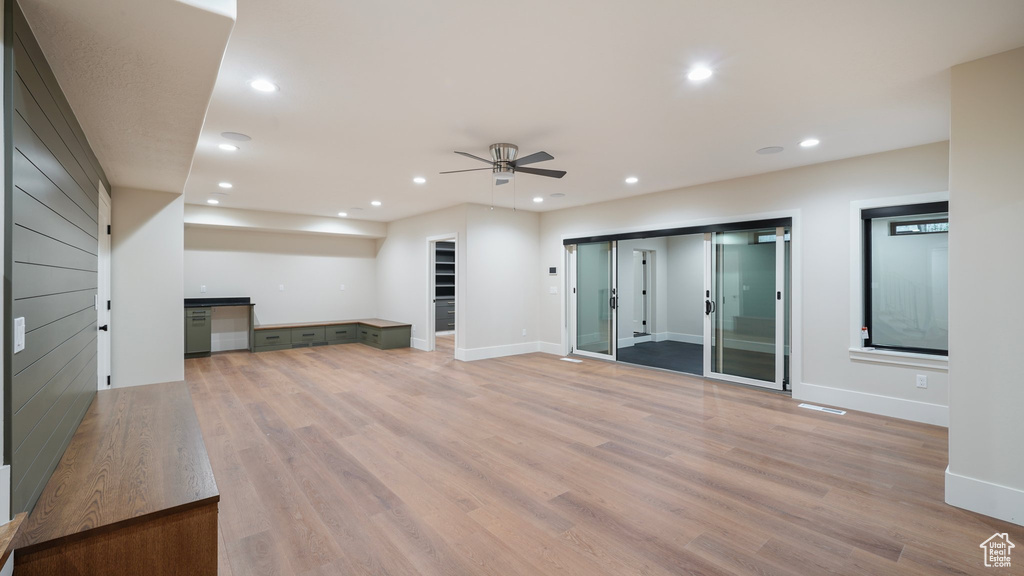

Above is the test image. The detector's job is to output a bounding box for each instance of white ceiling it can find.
[19,0,234,193]
[24,1,1024,222]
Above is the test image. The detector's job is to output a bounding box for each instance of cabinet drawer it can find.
[358,326,381,345]
[325,324,358,342]
[291,326,326,344]
[435,299,455,310]
[255,329,291,347]
[437,320,455,331]
[185,307,211,319]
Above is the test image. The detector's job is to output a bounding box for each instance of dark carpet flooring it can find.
[617,340,703,375]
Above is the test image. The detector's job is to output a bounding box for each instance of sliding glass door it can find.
[703,227,788,390]
[572,241,617,360]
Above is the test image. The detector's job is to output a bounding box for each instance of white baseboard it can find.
[411,337,429,351]
[653,332,670,342]
[796,381,948,426]
[667,332,703,345]
[945,466,1024,526]
[538,341,564,355]
[456,341,540,362]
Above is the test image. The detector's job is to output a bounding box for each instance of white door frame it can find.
[569,241,618,361]
[703,226,787,391]
[426,233,457,353]
[97,182,111,389]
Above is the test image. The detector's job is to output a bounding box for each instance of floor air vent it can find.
[798,403,846,415]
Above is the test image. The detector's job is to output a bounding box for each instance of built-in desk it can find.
[185,297,256,357]
[254,318,411,352]
[13,381,219,575]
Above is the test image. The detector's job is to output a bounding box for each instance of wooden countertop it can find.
[13,381,219,553]
[255,318,411,330]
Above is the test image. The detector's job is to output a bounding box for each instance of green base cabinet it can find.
[253,321,410,352]
[185,308,212,357]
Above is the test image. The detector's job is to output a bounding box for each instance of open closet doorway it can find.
[632,250,652,342]
[428,235,457,355]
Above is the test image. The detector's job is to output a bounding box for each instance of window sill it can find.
[848,347,948,372]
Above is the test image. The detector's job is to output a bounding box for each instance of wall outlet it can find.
[549,286,558,294]
[916,374,928,388]
[200,284,207,293]
[340,284,346,291]
[278,284,285,291]
[522,328,527,336]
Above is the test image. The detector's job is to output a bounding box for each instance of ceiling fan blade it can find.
[513,151,554,167]
[515,166,567,179]
[496,179,509,186]
[439,167,494,174]
[454,151,493,164]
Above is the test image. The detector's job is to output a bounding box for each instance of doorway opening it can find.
[428,235,457,356]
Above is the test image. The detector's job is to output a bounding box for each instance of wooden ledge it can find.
[0,513,27,566]
[255,318,411,330]
[13,381,219,555]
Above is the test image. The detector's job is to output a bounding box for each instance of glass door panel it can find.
[709,228,778,386]
[575,241,616,358]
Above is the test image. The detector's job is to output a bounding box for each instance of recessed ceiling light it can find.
[756,146,785,155]
[207,199,220,205]
[550,193,566,198]
[218,182,233,189]
[800,138,820,148]
[625,176,639,184]
[221,131,251,141]
[218,143,238,151]
[371,200,382,207]
[338,212,348,217]
[413,177,426,184]
[533,197,544,203]
[249,78,279,92]
[687,65,713,81]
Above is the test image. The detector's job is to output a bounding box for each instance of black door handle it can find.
[705,300,712,315]
[98,325,109,331]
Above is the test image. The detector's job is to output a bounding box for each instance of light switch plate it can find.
[14,317,25,353]
[549,286,558,294]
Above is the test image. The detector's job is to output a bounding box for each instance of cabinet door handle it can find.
[335,330,347,334]
[303,333,315,337]
[447,310,455,314]
[266,336,279,340]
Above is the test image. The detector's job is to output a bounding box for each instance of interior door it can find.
[573,241,617,360]
[703,226,786,390]
[97,184,111,388]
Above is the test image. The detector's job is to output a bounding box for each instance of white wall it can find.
[184,227,378,326]
[540,142,951,425]
[666,234,704,341]
[946,46,1024,525]
[111,187,184,387]
[376,204,467,350]
[463,205,540,357]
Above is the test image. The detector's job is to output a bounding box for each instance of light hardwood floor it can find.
[186,337,1020,575]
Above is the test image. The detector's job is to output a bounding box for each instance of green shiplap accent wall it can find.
[4,0,110,514]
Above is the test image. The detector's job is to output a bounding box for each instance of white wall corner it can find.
[945,466,1024,526]
[456,342,541,362]
[538,341,566,356]
[0,465,9,522]
[795,382,949,427]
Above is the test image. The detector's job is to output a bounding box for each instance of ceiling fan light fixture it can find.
[493,170,514,181]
